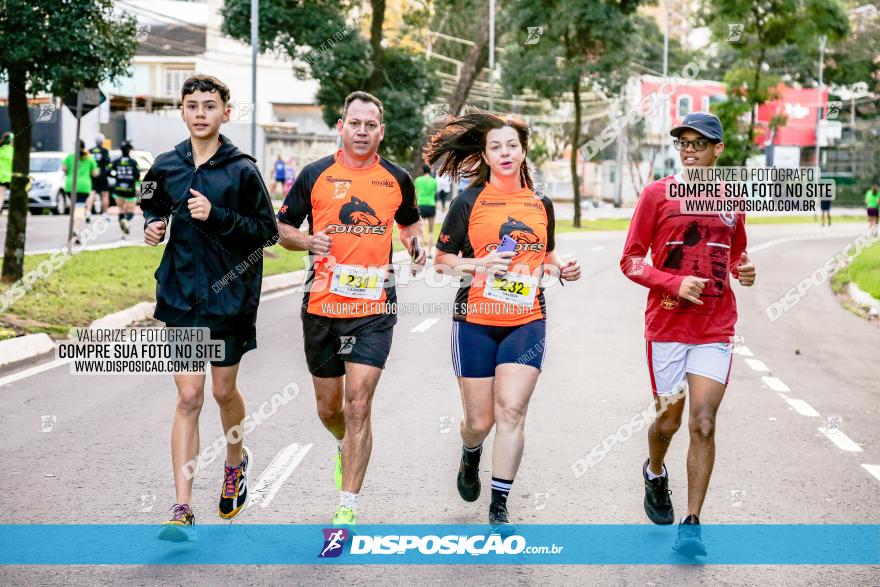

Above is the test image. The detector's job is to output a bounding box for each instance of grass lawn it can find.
[832,240,880,300]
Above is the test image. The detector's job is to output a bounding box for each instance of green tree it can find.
[502,0,645,227]
[702,0,849,157]
[222,0,437,163]
[0,0,136,282]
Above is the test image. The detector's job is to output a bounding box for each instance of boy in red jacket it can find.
[620,112,756,557]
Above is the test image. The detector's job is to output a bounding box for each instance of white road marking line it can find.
[745,358,769,372]
[590,245,605,252]
[732,345,754,357]
[411,318,439,333]
[819,428,863,453]
[785,398,820,417]
[248,443,313,509]
[750,232,857,253]
[762,376,790,392]
[0,358,70,389]
[261,288,299,302]
[861,464,880,482]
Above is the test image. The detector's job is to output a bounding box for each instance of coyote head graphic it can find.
[340,197,382,226]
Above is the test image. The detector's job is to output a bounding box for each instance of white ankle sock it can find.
[646,463,667,480]
[340,491,359,510]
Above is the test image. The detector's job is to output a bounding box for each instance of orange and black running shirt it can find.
[436,183,555,326]
[277,150,420,318]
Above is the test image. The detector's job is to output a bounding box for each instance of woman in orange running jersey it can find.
[425,112,581,527]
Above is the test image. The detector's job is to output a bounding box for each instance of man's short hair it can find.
[342,91,384,123]
[181,74,230,105]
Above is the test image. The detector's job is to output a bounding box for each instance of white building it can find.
[107,0,337,175]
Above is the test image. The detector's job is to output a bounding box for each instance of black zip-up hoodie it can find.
[140,135,278,331]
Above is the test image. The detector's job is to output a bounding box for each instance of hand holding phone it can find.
[497,234,517,253]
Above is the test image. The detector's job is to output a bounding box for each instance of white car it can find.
[26,151,70,215]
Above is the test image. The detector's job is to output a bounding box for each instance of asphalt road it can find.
[0,211,146,254]
[0,222,878,584]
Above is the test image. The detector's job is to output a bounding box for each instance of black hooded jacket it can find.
[140,135,278,331]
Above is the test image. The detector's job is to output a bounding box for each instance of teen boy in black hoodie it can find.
[141,75,277,540]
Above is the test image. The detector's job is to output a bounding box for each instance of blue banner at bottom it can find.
[0,525,877,565]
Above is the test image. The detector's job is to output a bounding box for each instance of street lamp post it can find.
[815,35,826,174]
[250,0,258,157]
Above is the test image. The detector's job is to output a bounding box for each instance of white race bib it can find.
[482,271,538,307]
[330,264,385,300]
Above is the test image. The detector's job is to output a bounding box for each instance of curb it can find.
[847,282,880,316]
[0,333,55,368]
[89,301,158,330]
[0,249,414,367]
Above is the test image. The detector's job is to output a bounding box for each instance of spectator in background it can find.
[819,188,832,226]
[284,158,296,195]
[866,183,879,228]
[273,154,286,196]
[86,134,111,222]
[0,131,12,215]
[414,162,438,252]
[436,172,451,213]
[109,140,140,237]
[62,139,99,243]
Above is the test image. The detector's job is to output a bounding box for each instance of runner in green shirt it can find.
[866,184,879,228]
[414,163,438,251]
[0,132,13,215]
[62,140,100,242]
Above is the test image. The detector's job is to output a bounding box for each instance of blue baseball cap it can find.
[670,112,723,142]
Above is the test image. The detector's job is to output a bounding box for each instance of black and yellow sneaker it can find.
[219,445,252,519]
[643,458,674,525]
[672,514,707,557]
[158,503,197,542]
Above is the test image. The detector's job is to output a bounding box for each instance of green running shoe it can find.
[332,505,356,526]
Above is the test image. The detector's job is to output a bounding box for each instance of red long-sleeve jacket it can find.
[620,175,747,343]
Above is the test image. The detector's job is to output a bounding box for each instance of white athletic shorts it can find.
[646,341,733,396]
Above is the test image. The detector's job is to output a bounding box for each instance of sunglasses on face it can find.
[673,139,712,152]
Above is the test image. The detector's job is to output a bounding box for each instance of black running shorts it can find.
[301,309,395,377]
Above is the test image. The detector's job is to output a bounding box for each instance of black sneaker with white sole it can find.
[218,446,252,519]
[457,445,481,502]
[643,458,674,525]
[672,514,707,557]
